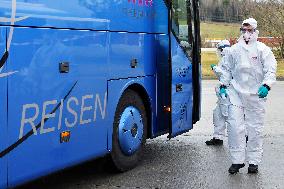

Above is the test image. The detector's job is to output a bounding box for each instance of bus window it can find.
[171,0,193,58]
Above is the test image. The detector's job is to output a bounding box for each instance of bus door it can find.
[169,0,195,137]
[0,26,8,188]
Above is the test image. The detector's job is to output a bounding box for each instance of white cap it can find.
[242,18,257,29]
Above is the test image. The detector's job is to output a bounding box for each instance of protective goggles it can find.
[217,45,230,51]
[240,27,256,34]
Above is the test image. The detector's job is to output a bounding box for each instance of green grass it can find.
[277,59,284,79]
[201,52,218,79]
[201,52,284,79]
[201,22,240,39]
[200,21,284,79]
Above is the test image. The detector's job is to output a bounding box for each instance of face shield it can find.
[216,43,230,60]
[216,47,224,60]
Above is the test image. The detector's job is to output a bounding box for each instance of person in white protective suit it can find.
[205,40,231,146]
[219,18,277,174]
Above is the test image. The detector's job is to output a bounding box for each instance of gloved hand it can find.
[258,84,270,98]
[219,85,227,99]
[210,64,216,70]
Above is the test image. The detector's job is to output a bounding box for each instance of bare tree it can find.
[200,0,248,23]
[250,0,284,58]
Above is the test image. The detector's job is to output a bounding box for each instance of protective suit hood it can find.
[242,18,257,29]
[239,18,259,45]
[216,40,231,59]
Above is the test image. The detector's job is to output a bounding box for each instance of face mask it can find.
[216,50,221,60]
[220,50,225,57]
[243,32,251,42]
[216,49,224,60]
[241,30,258,44]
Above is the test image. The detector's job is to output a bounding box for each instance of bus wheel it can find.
[110,89,147,172]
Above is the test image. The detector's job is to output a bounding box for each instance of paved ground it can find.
[19,80,284,189]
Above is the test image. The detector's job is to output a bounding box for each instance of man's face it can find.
[240,24,257,44]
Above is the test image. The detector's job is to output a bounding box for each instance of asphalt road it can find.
[19,80,284,189]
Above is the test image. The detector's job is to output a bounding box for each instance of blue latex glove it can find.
[210,64,216,70]
[219,87,227,98]
[258,85,269,98]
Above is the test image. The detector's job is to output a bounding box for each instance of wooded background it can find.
[200,0,284,58]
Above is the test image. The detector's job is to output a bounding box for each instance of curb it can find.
[202,78,284,81]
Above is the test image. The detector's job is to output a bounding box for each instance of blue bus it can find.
[0,0,201,187]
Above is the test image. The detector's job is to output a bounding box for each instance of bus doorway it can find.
[169,0,199,137]
[155,0,200,137]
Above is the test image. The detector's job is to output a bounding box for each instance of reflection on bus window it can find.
[171,0,193,58]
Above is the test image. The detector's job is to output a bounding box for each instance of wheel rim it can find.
[118,106,144,156]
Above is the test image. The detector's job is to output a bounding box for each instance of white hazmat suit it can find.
[220,18,277,166]
[212,40,231,140]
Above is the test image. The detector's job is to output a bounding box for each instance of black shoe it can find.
[205,138,223,145]
[248,164,258,174]
[228,164,245,174]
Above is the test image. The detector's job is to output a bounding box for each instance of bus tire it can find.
[110,89,147,172]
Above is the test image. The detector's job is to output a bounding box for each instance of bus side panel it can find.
[0,0,168,34]
[0,26,8,189]
[7,28,109,187]
[108,33,156,79]
[107,0,168,33]
[107,32,157,138]
[107,77,156,150]
[153,0,169,33]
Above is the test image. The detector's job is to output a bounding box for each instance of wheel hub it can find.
[131,124,138,137]
[118,106,143,156]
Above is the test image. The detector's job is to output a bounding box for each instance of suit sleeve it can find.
[219,48,233,86]
[213,65,224,80]
[261,46,277,87]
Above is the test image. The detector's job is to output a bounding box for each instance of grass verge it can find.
[201,52,284,80]
[201,22,240,39]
